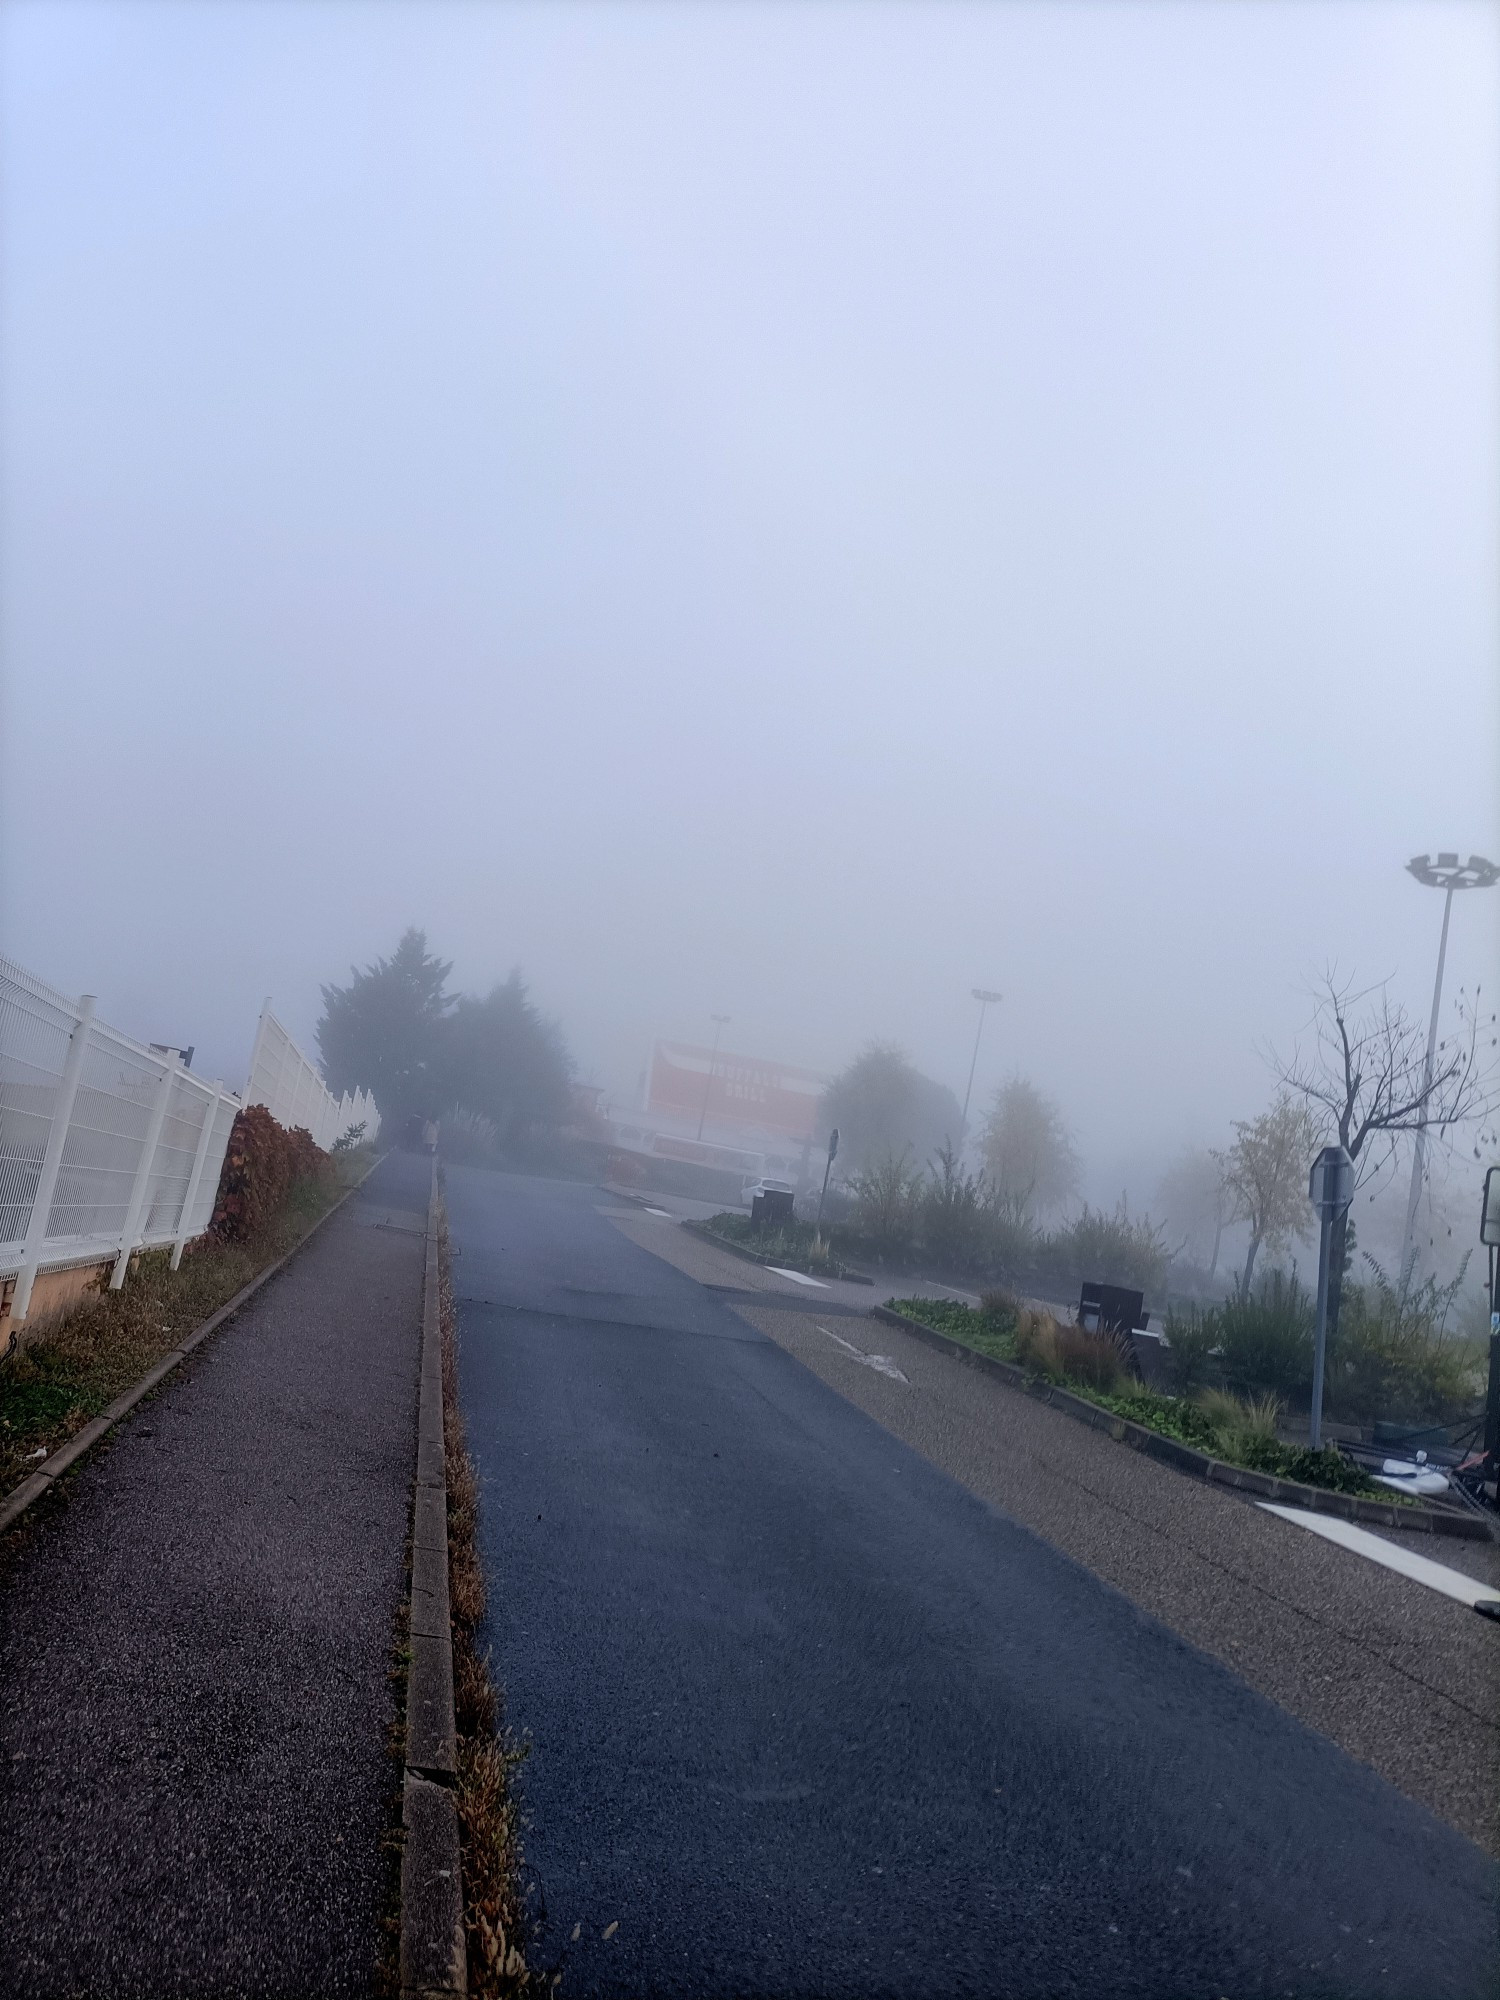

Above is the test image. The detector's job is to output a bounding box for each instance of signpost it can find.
[816,1127,839,1233]
[1308,1144,1354,1451]
[1481,1166,1500,1484]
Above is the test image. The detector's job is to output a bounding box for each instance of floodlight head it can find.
[972,988,1003,1005]
[1406,853,1499,891]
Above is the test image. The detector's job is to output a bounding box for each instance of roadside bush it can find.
[1327,1257,1482,1424]
[1217,1269,1313,1402]
[1053,1322,1128,1393]
[210,1106,332,1244]
[1197,1387,1282,1459]
[1013,1307,1065,1379]
[978,1288,1022,1331]
[1161,1304,1220,1393]
[1035,1201,1171,1298]
[920,1145,992,1273]
[848,1149,923,1256]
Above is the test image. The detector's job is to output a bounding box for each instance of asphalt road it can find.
[448,1166,1497,2000]
[0,1152,430,1999]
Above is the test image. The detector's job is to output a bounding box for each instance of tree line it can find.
[316,928,573,1150]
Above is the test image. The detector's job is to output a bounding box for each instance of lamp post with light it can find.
[1401,853,1499,1275]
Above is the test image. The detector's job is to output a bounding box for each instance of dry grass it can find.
[437,1207,538,1997]
[1012,1305,1134,1393]
[0,1162,368,1497]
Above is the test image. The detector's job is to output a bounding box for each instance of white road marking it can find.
[816,1325,909,1383]
[767,1266,828,1288]
[643,1206,672,1217]
[1258,1503,1500,1609]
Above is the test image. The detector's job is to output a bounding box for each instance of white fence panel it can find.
[242,1001,379,1150]
[0,955,237,1322]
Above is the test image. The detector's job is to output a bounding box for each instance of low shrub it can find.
[848,1150,924,1255]
[919,1145,993,1273]
[1053,1321,1129,1393]
[1035,1201,1171,1297]
[1218,1269,1313,1401]
[1161,1305,1220,1392]
[1327,1258,1482,1424]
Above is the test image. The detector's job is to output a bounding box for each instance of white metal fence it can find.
[243,1001,379,1151]
[0,955,240,1323]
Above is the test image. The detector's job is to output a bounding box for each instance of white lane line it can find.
[1258,1503,1500,1609]
[766,1266,828,1288]
[816,1325,909,1383]
[643,1206,672,1217]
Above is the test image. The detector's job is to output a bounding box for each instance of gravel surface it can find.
[0,1152,430,1999]
[451,1167,1497,1999]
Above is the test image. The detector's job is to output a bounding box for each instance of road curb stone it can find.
[870,1304,1493,1541]
[399,1159,466,1996]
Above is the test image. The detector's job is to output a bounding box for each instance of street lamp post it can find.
[696,1013,730,1142]
[1400,853,1499,1277]
[961,988,1003,1138]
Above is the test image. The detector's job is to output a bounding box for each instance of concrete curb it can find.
[682,1217,875,1286]
[399,1160,466,1999]
[0,1155,385,1540]
[870,1305,1494,1542]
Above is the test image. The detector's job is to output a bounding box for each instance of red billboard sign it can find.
[647,1042,825,1142]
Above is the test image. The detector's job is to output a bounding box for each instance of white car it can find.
[741,1177,795,1210]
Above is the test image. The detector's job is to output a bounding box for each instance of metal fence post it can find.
[11,995,97,1325]
[110,1053,180,1290]
[170,1084,224,1270]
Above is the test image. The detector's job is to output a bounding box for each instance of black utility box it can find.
[1077,1281,1148,1336]
[751,1189,796,1228]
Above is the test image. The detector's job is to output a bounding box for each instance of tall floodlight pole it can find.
[696,1013,730,1141]
[961,989,1003,1137]
[1401,853,1499,1277]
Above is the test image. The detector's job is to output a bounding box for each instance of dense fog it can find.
[3,3,1496,1288]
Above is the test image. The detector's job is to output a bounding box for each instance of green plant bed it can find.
[886,1294,1020,1362]
[883,1297,1411,1504]
[702,1213,862,1280]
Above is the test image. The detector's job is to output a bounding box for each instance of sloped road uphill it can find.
[448,1164,1497,2000]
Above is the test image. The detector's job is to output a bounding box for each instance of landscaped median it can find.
[0,1122,378,1528]
[687,1212,872,1283]
[875,1296,1492,1540]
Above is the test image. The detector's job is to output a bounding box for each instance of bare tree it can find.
[1274,970,1496,1332]
[1214,1095,1319,1299]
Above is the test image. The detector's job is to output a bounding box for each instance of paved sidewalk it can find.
[0,1151,430,1999]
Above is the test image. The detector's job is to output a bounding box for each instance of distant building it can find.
[603,1040,828,1197]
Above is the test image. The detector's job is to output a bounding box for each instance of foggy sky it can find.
[3,0,1497,1209]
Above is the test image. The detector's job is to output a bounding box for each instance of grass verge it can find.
[0,1151,374,1499]
[885,1294,1417,1503]
[437,1205,538,1996]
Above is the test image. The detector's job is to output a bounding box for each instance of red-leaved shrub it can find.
[210,1105,332,1243]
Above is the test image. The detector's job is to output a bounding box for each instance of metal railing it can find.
[0,955,240,1323]
[243,1001,379,1152]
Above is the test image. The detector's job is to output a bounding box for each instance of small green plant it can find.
[920,1143,992,1273]
[1197,1386,1282,1458]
